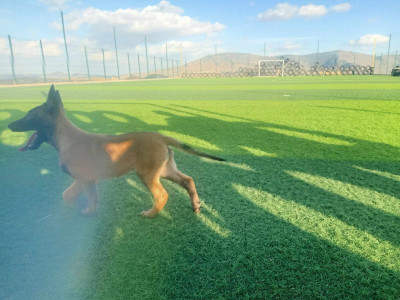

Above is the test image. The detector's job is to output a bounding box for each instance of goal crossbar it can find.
[258,59,285,77]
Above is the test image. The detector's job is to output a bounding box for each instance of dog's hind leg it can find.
[138,172,169,218]
[62,180,84,203]
[161,150,201,214]
[165,171,200,214]
[81,181,99,215]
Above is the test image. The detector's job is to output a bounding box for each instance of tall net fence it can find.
[1,32,399,84]
[0,35,182,85]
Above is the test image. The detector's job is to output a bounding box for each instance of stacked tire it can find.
[181,59,374,78]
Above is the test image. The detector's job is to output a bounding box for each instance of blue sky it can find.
[0,0,398,63]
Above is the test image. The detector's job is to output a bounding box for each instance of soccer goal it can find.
[258,60,285,77]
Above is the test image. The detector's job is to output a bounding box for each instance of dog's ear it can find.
[46,84,63,113]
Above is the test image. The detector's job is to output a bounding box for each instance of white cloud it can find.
[130,40,222,62]
[0,38,9,55]
[42,40,63,56]
[83,38,221,63]
[298,4,328,18]
[330,3,351,12]
[152,40,195,56]
[258,2,351,21]
[55,1,225,49]
[89,50,114,62]
[144,0,184,14]
[257,3,298,21]
[349,34,389,46]
[0,37,62,57]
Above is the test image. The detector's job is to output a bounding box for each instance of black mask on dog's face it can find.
[8,84,63,151]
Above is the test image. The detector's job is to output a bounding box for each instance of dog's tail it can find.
[163,136,226,162]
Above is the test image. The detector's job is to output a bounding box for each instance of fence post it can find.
[102,48,107,80]
[145,36,149,77]
[154,56,157,76]
[386,34,391,75]
[84,46,91,80]
[176,60,179,77]
[61,11,71,81]
[160,57,163,76]
[40,40,47,83]
[180,46,183,75]
[8,35,16,84]
[372,37,376,68]
[127,53,131,79]
[215,45,218,74]
[166,43,169,77]
[137,54,142,79]
[113,26,120,80]
[264,43,266,58]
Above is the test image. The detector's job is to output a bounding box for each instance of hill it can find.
[184,50,391,74]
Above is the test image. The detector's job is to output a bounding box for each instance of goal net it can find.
[258,60,285,77]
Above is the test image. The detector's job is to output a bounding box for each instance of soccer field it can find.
[1,76,400,299]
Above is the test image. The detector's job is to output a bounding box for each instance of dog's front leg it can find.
[81,181,99,215]
[62,180,85,203]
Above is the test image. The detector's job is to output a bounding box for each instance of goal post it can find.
[258,59,285,77]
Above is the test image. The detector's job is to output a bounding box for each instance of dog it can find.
[8,85,225,217]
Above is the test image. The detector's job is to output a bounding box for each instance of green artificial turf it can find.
[1,76,400,299]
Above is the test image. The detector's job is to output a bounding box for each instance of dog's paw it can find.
[193,207,201,214]
[140,210,155,218]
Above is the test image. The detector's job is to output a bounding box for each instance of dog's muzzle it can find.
[8,119,31,132]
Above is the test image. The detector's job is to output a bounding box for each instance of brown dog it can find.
[8,85,225,217]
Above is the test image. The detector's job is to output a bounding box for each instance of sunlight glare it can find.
[0,111,11,120]
[72,113,93,123]
[103,113,128,123]
[240,145,278,157]
[353,165,400,182]
[0,129,28,146]
[40,169,50,175]
[126,178,146,192]
[196,213,230,238]
[160,130,221,151]
[287,171,400,217]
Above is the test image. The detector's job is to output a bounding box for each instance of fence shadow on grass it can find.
[67,105,400,298]
[1,105,400,299]
[315,105,400,116]
[156,108,400,298]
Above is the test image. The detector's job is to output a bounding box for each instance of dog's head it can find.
[8,84,63,151]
